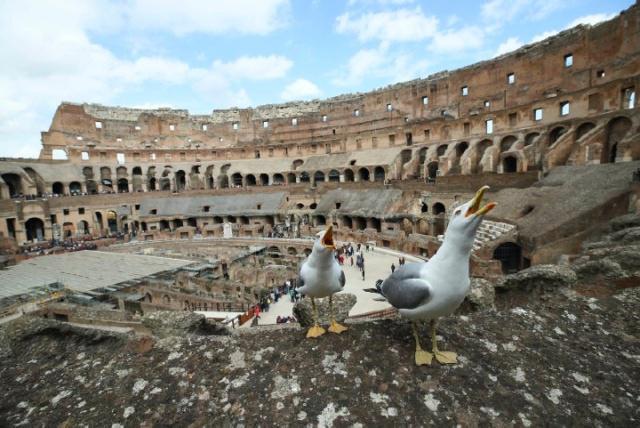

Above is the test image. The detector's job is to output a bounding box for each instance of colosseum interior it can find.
[0,2,639,425]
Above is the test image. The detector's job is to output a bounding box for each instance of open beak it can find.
[465,185,496,217]
[321,225,336,250]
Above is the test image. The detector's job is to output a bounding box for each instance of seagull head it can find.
[313,225,336,255]
[443,185,496,251]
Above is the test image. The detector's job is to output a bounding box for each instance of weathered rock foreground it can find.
[1,287,639,426]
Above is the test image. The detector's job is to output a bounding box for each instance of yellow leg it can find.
[327,295,348,334]
[412,322,433,366]
[306,298,326,338]
[430,319,457,364]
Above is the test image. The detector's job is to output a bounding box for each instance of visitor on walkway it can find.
[362,267,365,281]
[391,263,395,273]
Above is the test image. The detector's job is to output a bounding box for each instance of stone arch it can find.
[400,149,412,165]
[500,135,517,152]
[231,173,243,187]
[52,181,64,195]
[69,181,82,195]
[260,173,269,186]
[432,202,445,215]
[503,155,518,173]
[273,173,285,185]
[300,172,310,183]
[314,215,326,226]
[358,167,370,182]
[373,166,385,182]
[292,159,304,170]
[117,178,129,193]
[493,242,523,274]
[287,173,296,184]
[328,169,340,182]
[62,222,75,238]
[576,122,596,140]
[132,166,143,175]
[456,142,469,157]
[437,145,448,157]
[314,171,325,183]
[353,217,366,230]
[245,174,257,186]
[76,220,89,235]
[1,173,23,197]
[287,247,297,255]
[341,216,353,229]
[106,210,118,233]
[549,126,567,145]
[116,166,127,178]
[344,169,354,182]
[524,132,540,146]
[175,170,186,190]
[24,167,45,195]
[604,116,632,163]
[25,217,45,241]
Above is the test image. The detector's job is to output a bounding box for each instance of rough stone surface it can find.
[573,259,625,281]
[1,286,638,426]
[463,278,496,311]
[141,311,228,337]
[293,293,357,328]
[496,265,578,291]
[608,213,640,232]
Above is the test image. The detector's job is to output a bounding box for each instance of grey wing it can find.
[381,263,431,310]
[339,271,346,289]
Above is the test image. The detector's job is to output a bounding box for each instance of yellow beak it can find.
[321,225,336,249]
[465,185,496,217]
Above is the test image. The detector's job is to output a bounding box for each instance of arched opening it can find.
[175,170,186,191]
[174,219,184,228]
[69,181,82,195]
[117,178,129,193]
[63,222,75,238]
[25,217,45,241]
[245,174,257,186]
[493,242,523,274]
[287,247,297,255]
[358,168,370,182]
[314,171,325,183]
[218,175,229,188]
[106,211,118,233]
[400,149,412,165]
[231,173,243,187]
[328,170,340,182]
[604,117,632,164]
[503,156,518,173]
[86,180,98,194]
[24,167,45,195]
[77,220,89,235]
[100,167,113,191]
[287,173,296,184]
[369,217,381,232]
[427,162,439,180]
[304,248,312,257]
[436,145,448,157]
[52,149,68,160]
[524,132,539,147]
[260,174,269,186]
[52,182,64,195]
[296,203,304,209]
[344,169,354,182]
[300,172,310,183]
[132,166,142,175]
[373,167,385,182]
[433,202,445,215]
[421,202,428,213]
[1,173,22,197]
[456,142,469,157]
[576,122,596,140]
[549,126,567,145]
[314,215,326,226]
[148,177,157,191]
[213,216,223,224]
[239,216,249,225]
[273,173,285,185]
[95,212,104,232]
[354,217,366,230]
[342,216,353,229]
[500,135,517,152]
[159,220,170,231]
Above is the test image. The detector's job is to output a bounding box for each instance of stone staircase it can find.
[438,220,516,252]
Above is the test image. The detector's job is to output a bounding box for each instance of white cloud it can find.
[281,79,322,101]
[531,12,616,43]
[336,7,438,43]
[481,0,563,31]
[495,37,523,56]
[430,26,485,54]
[568,13,616,28]
[0,0,293,157]
[126,0,290,36]
[331,43,429,87]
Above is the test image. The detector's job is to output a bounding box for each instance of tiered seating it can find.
[472,220,516,252]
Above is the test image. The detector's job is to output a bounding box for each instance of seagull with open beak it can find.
[297,225,348,338]
[366,186,496,365]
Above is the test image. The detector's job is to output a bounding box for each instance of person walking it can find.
[391,263,396,273]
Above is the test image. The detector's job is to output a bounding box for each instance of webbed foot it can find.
[434,350,458,364]
[415,349,434,366]
[328,321,348,334]
[306,325,326,338]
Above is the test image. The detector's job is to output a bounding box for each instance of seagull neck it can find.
[309,252,334,268]
[432,238,472,272]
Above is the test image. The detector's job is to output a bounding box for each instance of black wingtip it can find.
[375,279,383,291]
[363,287,381,294]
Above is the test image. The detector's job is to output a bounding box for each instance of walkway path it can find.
[258,246,422,325]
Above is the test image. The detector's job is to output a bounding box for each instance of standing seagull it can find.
[368,186,496,365]
[297,225,347,338]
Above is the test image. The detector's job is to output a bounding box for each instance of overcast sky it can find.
[0,0,632,158]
